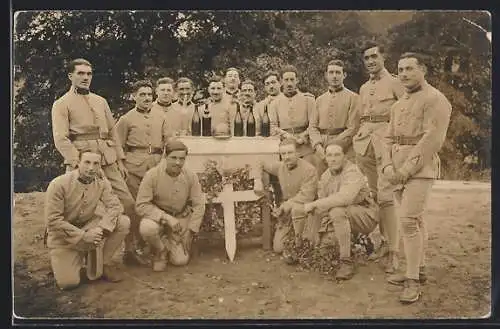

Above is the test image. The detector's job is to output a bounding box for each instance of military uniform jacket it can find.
[45,170,124,249]
[135,161,206,233]
[51,87,125,166]
[310,87,360,150]
[353,69,405,156]
[381,81,452,179]
[115,107,171,165]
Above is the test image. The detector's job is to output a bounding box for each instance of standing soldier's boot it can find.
[387,266,427,285]
[336,257,355,280]
[399,279,421,304]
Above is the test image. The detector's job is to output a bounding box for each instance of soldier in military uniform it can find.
[310,59,360,175]
[151,77,180,136]
[304,143,378,281]
[255,70,283,121]
[231,79,261,136]
[51,58,142,265]
[205,75,234,136]
[353,43,405,273]
[171,77,196,136]
[382,52,452,303]
[268,65,324,175]
[222,67,241,104]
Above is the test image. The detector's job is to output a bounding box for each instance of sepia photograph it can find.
[12,10,491,321]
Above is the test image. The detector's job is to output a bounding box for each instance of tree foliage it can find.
[13,11,491,191]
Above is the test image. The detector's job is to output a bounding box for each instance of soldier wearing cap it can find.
[382,52,452,304]
[51,58,140,265]
[268,65,324,174]
[310,59,360,176]
[222,67,241,104]
[45,149,130,290]
[136,140,205,271]
[304,143,378,281]
[353,42,405,273]
[171,77,196,136]
[254,138,318,263]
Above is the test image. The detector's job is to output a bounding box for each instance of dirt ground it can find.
[12,181,491,320]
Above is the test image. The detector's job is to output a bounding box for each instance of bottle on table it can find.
[191,105,201,136]
[234,103,244,137]
[246,106,256,137]
[261,104,271,137]
[202,104,212,136]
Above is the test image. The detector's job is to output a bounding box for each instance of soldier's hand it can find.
[83,227,104,245]
[253,179,265,196]
[281,201,293,214]
[182,229,193,253]
[304,202,316,214]
[296,137,305,145]
[117,160,128,180]
[394,171,409,185]
[315,145,325,160]
[271,206,284,218]
[165,215,182,233]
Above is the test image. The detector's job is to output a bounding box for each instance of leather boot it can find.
[102,265,124,282]
[387,266,427,286]
[399,279,421,304]
[336,258,355,280]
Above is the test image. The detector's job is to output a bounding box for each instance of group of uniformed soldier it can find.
[44,41,452,305]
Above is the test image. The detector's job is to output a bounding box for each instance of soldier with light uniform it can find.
[382,52,452,304]
[51,58,141,264]
[151,77,179,135]
[353,43,405,273]
[45,149,130,290]
[254,139,318,262]
[268,65,323,174]
[171,77,196,136]
[205,75,234,136]
[304,143,378,281]
[222,67,241,104]
[136,141,206,271]
[255,70,283,124]
[310,59,360,176]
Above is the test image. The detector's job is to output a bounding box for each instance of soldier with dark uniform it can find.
[353,43,405,273]
[268,65,324,174]
[382,52,452,303]
[171,77,196,136]
[51,58,142,265]
[310,59,360,175]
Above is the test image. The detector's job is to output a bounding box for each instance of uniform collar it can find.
[369,68,389,82]
[226,89,239,96]
[136,106,151,114]
[405,81,426,94]
[155,100,172,108]
[283,90,298,98]
[70,85,90,95]
[328,85,344,93]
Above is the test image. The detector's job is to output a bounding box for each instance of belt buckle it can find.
[148,145,153,154]
[393,136,401,144]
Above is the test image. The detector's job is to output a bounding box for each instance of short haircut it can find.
[131,80,153,93]
[208,75,224,85]
[399,52,429,68]
[281,65,298,78]
[68,58,92,74]
[361,41,385,55]
[164,140,189,156]
[78,147,101,160]
[263,70,280,83]
[327,59,345,69]
[156,77,175,88]
[279,138,297,149]
[225,67,240,76]
[241,79,256,89]
[325,142,345,154]
[175,77,193,89]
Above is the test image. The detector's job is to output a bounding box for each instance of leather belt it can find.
[70,132,110,141]
[164,205,192,218]
[360,115,390,123]
[391,135,421,145]
[128,145,163,154]
[319,127,346,135]
[283,126,308,134]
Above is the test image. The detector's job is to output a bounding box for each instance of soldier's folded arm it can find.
[187,171,206,233]
[312,170,365,212]
[268,101,288,138]
[287,166,318,204]
[103,98,126,160]
[114,113,130,152]
[399,95,452,178]
[308,97,322,149]
[97,177,124,232]
[51,99,79,167]
[301,95,316,141]
[45,180,85,245]
[135,169,167,223]
[335,93,360,149]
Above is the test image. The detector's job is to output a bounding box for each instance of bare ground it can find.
[12,182,491,320]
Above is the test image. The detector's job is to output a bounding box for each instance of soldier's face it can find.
[133,86,153,110]
[156,83,175,104]
[282,72,298,94]
[398,58,426,90]
[177,82,193,103]
[325,144,345,171]
[279,144,299,169]
[165,150,187,175]
[240,83,256,103]
[264,75,281,96]
[224,70,240,90]
[78,152,101,179]
[326,64,346,88]
[208,82,224,101]
[69,64,93,90]
[363,47,385,74]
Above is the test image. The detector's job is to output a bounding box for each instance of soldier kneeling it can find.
[304,143,379,280]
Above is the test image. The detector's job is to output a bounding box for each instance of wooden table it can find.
[177,136,280,262]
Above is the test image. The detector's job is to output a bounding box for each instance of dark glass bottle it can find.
[201,104,212,136]
[234,103,244,137]
[191,105,201,136]
[246,106,256,137]
[261,104,271,137]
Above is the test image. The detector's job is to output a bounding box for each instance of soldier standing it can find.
[310,59,360,176]
[222,67,241,104]
[255,70,283,124]
[232,79,260,136]
[382,52,452,303]
[171,77,196,136]
[205,75,233,136]
[51,58,142,265]
[352,43,405,273]
[268,65,324,174]
[150,77,179,136]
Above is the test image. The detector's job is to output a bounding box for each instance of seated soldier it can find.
[136,140,206,271]
[44,149,130,290]
[304,143,379,280]
[254,138,318,262]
